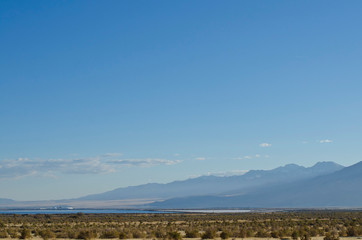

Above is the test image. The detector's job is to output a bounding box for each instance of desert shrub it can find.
[201,230,217,239]
[347,227,358,236]
[324,233,340,240]
[220,231,230,239]
[101,230,119,239]
[39,229,56,240]
[234,228,248,238]
[255,229,270,238]
[246,229,254,238]
[0,231,8,238]
[300,233,311,240]
[7,229,19,238]
[167,231,182,240]
[309,228,318,237]
[118,232,129,239]
[20,229,32,239]
[32,229,40,237]
[154,230,166,239]
[131,230,146,239]
[185,230,199,238]
[68,230,79,239]
[271,231,279,238]
[291,231,299,240]
[51,229,68,239]
[78,230,97,240]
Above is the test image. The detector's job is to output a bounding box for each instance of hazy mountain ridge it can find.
[0,198,15,204]
[0,161,351,209]
[76,161,344,202]
[150,161,362,208]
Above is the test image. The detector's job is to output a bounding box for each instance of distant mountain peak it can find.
[272,163,305,172]
[310,161,344,172]
[283,163,304,169]
[312,161,344,168]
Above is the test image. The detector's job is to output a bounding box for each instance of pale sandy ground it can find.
[1,237,361,240]
[0,199,158,208]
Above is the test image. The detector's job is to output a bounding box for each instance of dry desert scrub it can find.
[0,211,361,240]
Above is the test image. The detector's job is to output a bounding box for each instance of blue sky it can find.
[1,0,362,201]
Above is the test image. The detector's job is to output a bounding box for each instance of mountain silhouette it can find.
[150,161,362,208]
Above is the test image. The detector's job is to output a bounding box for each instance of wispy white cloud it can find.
[0,154,181,180]
[207,170,249,177]
[319,139,333,143]
[194,157,206,161]
[232,154,264,160]
[259,142,272,147]
[109,158,181,167]
[209,170,249,177]
[190,169,249,178]
[101,153,123,157]
[0,157,115,179]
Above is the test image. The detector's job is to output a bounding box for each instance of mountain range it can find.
[1,161,361,209]
[150,161,362,208]
[77,161,344,201]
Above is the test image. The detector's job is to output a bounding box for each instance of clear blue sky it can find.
[1,0,362,201]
